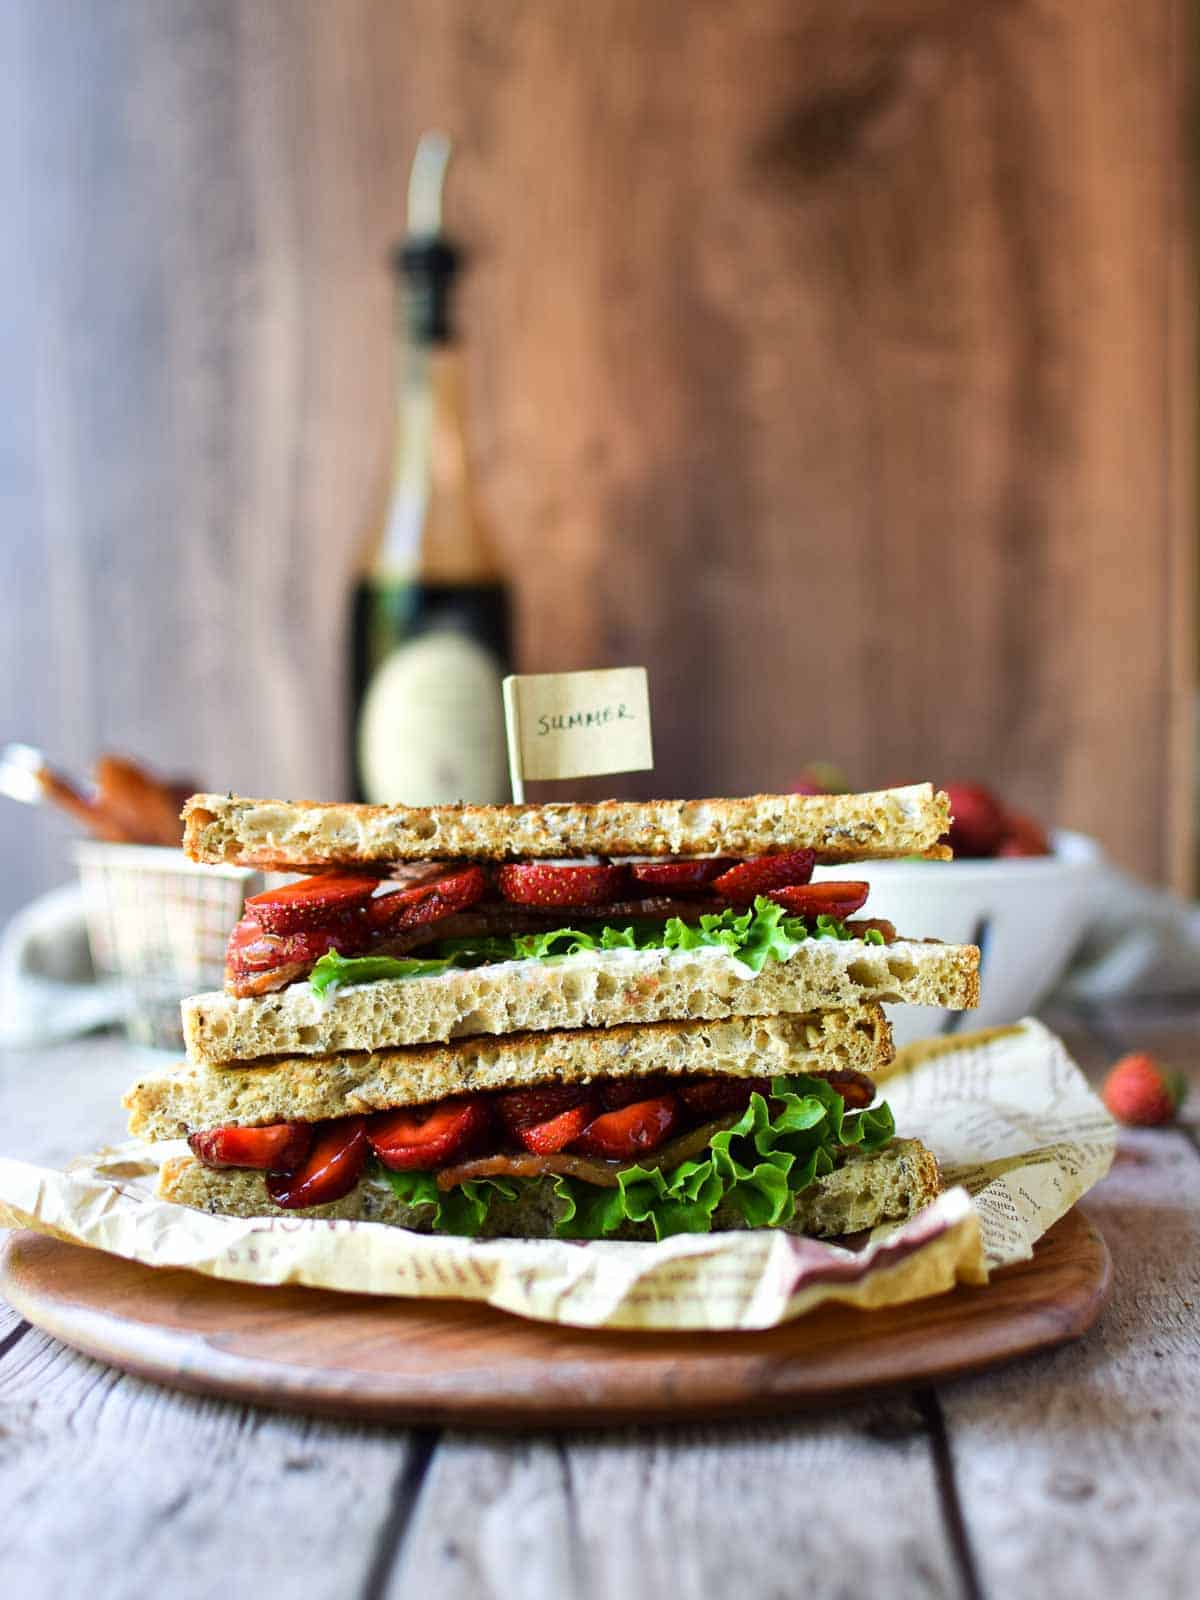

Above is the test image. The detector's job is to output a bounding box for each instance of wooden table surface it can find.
[1,1002,1196,1599]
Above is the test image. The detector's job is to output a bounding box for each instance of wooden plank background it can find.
[0,0,1192,924]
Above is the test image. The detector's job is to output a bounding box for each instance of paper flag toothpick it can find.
[502,668,654,802]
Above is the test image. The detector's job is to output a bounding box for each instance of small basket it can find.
[75,843,261,1051]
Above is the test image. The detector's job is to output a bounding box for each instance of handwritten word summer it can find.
[536,704,636,737]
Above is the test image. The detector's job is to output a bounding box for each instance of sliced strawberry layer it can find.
[367,1096,491,1171]
[710,850,816,905]
[225,913,367,994]
[188,1122,313,1173]
[497,862,629,909]
[245,873,382,935]
[265,1117,368,1209]
[627,859,732,892]
[572,1094,680,1160]
[768,881,870,919]
[365,866,488,934]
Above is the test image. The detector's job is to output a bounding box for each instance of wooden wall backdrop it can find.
[0,0,1192,922]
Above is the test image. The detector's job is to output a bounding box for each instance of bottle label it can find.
[357,631,509,804]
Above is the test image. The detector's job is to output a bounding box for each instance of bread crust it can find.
[184,937,979,1067]
[182,785,952,868]
[128,1006,892,1139]
[157,1136,941,1240]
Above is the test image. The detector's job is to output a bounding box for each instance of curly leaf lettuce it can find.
[309,897,884,996]
[373,1075,895,1242]
[378,1167,520,1237]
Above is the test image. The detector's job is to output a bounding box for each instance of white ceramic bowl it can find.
[813,830,1105,1048]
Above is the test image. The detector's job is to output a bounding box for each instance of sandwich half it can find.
[129,784,976,1241]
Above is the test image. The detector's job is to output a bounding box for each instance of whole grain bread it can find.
[128,1006,892,1139]
[182,785,952,868]
[184,937,978,1067]
[157,1136,941,1239]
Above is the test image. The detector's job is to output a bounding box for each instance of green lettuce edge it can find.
[376,1074,895,1242]
[310,896,884,997]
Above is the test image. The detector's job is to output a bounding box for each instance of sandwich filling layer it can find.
[160,1071,899,1241]
[225,862,891,997]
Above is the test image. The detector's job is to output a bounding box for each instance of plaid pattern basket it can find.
[75,844,261,1050]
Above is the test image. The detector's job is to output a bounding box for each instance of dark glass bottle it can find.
[349,134,512,803]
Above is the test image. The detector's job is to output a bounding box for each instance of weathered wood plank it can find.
[0,1325,423,1600]
[0,1036,426,1600]
[391,1406,960,1600]
[0,0,1190,927]
[940,1013,1200,1600]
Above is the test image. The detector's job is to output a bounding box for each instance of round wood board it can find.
[0,1210,1110,1428]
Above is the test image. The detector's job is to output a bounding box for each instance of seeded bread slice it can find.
[128,1006,892,1140]
[157,1136,941,1239]
[184,938,978,1067]
[182,785,952,869]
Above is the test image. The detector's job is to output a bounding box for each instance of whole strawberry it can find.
[943,783,1008,857]
[1101,1053,1188,1126]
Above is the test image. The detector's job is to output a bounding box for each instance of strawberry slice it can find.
[572,1094,680,1160]
[518,1103,597,1154]
[266,1117,368,1209]
[710,850,817,905]
[497,861,629,908]
[224,913,367,991]
[768,881,870,919]
[367,1096,492,1171]
[244,872,382,934]
[188,1122,313,1173]
[676,1077,768,1117]
[365,865,488,934]
[627,859,732,892]
[599,1076,671,1111]
[494,1083,593,1133]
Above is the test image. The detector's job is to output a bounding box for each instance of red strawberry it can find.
[497,861,629,908]
[367,1097,492,1170]
[996,811,1052,858]
[517,1103,597,1154]
[572,1095,680,1159]
[1101,1054,1188,1126]
[188,1122,313,1173]
[244,873,382,934]
[943,783,1007,857]
[224,913,368,993]
[365,865,488,934]
[710,850,816,905]
[494,1083,593,1133]
[266,1117,369,1208]
[676,1077,767,1117]
[598,1076,672,1111]
[768,881,869,919]
[627,860,732,892]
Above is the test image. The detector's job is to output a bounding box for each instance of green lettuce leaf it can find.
[309,896,866,995]
[378,1166,520,1237]
[370,1075,895,1241]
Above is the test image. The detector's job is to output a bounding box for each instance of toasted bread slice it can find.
[184,937,978,1067]
[128,1006,892,1139]
[157,1135,941,1239]
[182,785,952,868]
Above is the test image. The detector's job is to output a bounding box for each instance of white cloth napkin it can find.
[0,884,126,1047]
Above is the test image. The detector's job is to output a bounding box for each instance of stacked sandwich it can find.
[125,785,980,1241]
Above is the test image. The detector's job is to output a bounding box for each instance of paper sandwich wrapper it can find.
[0,1020,1115,1332]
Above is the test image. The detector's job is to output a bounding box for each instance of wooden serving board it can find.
[0,1210,1110,1428]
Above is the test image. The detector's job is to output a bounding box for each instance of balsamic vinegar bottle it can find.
[349,133,512,804]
